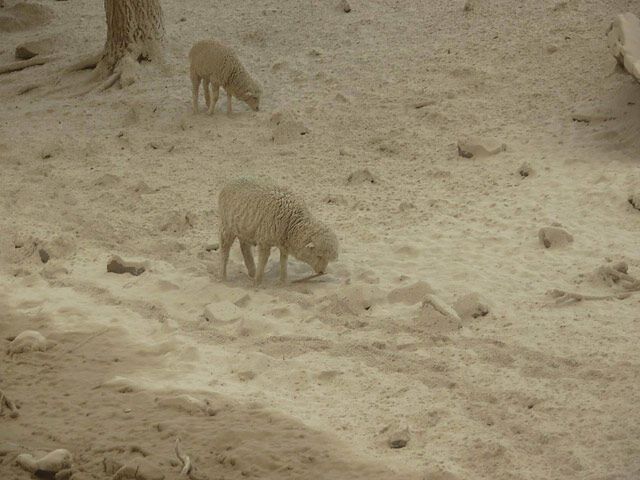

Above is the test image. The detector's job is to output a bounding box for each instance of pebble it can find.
[629,193,640,211]
[538,226,573,248]
[338,0,351,13]
[518,162,533,177]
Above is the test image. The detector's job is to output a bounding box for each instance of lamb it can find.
[189,39,261,115]
[218,177,339,286]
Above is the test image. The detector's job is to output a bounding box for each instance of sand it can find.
[1,0,640,479]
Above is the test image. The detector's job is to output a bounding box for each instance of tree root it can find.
[175,438,206,480]
[64,52,101,73]
[0,55,56,75]
[0,389,19,418]
[547,288,639,305]
[548,262,640,305]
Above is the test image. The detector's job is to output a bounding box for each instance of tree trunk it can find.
[94,0,164,80]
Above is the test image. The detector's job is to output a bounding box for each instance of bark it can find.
[94,0,164,79]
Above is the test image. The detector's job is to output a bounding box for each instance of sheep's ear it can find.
[305,242,315,249]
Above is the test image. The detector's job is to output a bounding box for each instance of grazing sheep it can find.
[218,178,339,286]
[189,39,261,115]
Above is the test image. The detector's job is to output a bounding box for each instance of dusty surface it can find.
[1,1,640,479]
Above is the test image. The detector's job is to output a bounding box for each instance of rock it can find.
[270,111,309,145]
[629,193,640,210]
[463,0,475,12]
[16,449,72,475]
[518,162,533,177]
[607,12,640,83]
[107,255,146,276]
[538,226,573,248]
[204,301,242,324]
[15,38,54,59]
[7,330,47,355]
[387,280,435,305]
[457,137,506,158]
[38,248,50,263]
[387,427,410,449]
[347,168,377,184]
[338,0,351,13]
[453,293,490,319]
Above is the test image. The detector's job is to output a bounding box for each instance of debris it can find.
[457,137,506,158]
[538,226,573,248]
[518,162,533,177]
[422,294,461,321]
[107,255,146,276]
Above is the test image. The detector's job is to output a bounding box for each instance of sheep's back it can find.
[189,39,238,85]
[218,178,305,246]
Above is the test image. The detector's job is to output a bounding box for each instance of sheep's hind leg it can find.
[219,230,235,281]
[190,72,200,114]
[255,245,271,286]
[208,82,220,115]
[279,250,288,284]
[226,91,233,115]
[240,241,256,278]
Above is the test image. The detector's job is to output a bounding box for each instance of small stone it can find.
[7,330,48,355]
[453,293,490,319]
[107,255,146,276]
[347,168,377,185]
[399,201,416,212]
[463,0,475,12]
[457,137,506,158]
[538,226,573,248]
[15,38,54,60]
[338,0,351,13]
[518,162,533,177]
[16,449,72,475]
[546,44,558,54]
[38,248,49,263]
[629,193,640,211]
[205,243,219,252]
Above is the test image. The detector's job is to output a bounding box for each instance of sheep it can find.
[189,39,261,115]
[218,177,339,286]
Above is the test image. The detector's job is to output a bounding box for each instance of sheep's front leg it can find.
[207,82,220,115]
[279,249,288,284]
[226,91,233,115]
[219,230,234,281]
[240,241,256,278]
[255,244,271,286]
[190,72,200,114]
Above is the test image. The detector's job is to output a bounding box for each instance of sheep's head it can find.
[295,225,338,274]
[243,84,262,111]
